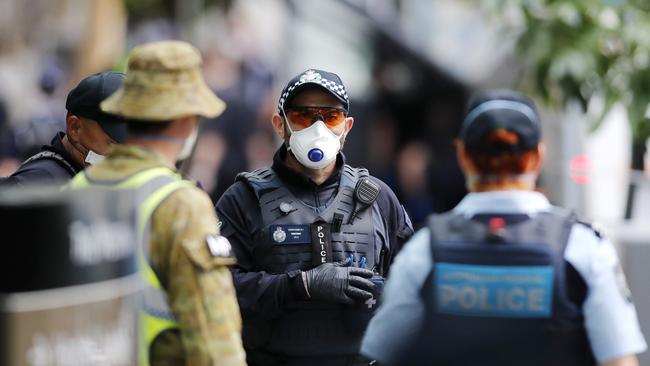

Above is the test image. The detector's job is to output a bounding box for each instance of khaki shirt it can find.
[83,144,246,366]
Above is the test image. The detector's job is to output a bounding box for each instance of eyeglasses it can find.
[285,106,348,128]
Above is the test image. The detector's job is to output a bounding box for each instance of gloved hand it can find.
[303,259,376,304]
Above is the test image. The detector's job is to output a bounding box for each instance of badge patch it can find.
[300,70,321,82]
[206,235,232,257]
[311,222,332,265]
[435,262,554,318]
[273,226,287,243]
[614,263,633,303]
[269,225,311,244]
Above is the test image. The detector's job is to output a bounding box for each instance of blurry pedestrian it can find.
[361,90,647,366]
[3,71,126,186]
[0,97,19,175]
[70,41,247,366]
[216,69,414,366]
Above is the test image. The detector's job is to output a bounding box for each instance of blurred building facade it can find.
[0,0,646,228]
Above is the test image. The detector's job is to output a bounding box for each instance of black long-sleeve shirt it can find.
[216,145,414,321]
[2,132,82,186]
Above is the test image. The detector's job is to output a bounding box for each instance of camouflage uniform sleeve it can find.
[150,186,247,366]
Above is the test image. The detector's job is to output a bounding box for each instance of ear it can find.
[455,139,473,175]
[66,115,82,143]
[271,113,286,140]
[344,116,354,133]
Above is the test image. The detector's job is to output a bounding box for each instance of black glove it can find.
[302,259,376,304]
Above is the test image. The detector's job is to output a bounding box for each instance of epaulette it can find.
[19,150,77,177]
[235,167,274,184]
[235,167,281,200]
[576,219,604,239]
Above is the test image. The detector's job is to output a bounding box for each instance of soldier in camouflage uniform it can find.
[69,41,247,366]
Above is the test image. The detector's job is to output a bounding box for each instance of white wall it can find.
[584,104,632,225]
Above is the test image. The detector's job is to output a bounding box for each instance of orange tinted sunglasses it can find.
[285,106,348,128]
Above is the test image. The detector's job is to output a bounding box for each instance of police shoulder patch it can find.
[206,234,233,258]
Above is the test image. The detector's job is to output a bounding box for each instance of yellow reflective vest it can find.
[70,166,195,366]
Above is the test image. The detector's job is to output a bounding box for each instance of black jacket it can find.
[2,132,83,187]
[216,146,414,363]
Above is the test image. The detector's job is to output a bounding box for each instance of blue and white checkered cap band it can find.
[462,100,539,130]
[277,70,349,112]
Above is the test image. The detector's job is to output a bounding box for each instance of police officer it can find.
[3,71,127,186]
[361,90,648,366]
[69,41,247,366]
[216,69,414,366]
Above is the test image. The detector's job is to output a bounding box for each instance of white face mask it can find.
[177,128,199,161]
[286,120,344,170]
[84,150,105,165]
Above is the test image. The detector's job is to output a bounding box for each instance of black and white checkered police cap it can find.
[277,69,349,113]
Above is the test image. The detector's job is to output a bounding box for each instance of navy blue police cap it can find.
[66,71,127,143]
[460,90,541,154]
[277,69,350,113]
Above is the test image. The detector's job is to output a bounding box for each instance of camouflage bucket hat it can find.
[101,41,225,121]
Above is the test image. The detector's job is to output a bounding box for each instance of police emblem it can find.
[300,70,321,82]
[273,226,287,243]
[206,234,232,257]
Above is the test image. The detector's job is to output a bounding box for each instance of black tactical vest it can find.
[406,208,596,366]
[237,165,385,357]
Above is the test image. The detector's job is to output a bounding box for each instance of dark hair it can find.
[126,119,173,136]
[465,129,537,176]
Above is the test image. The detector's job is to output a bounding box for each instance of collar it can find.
[105,144,171,166]
[272,144,345,188]
[46,132,84,173]
[81,144,177,182]
[452,190,551,218]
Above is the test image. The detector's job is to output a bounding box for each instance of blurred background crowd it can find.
[1,1,650,363]
[0,0,649,231]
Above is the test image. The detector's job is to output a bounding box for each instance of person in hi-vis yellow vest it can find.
[70,40,246,366]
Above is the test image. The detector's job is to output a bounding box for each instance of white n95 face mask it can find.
[287,120,344,170]
[85,150,105,165]
[177,128,199,161]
